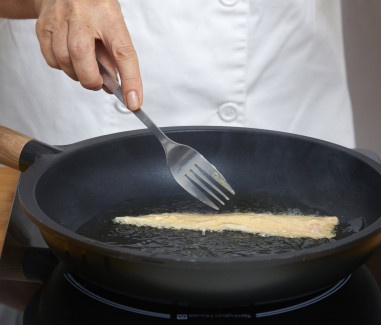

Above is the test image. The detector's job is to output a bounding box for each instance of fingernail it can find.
[125,90,140,110]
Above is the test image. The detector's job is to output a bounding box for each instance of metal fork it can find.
[97,60,235,210]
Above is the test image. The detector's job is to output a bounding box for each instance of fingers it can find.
[67,19,103,90]
[36,10,79,82]
[51,22,78,81]
[95,40,117,94]
[35,19,59,70]
[95,40,117,78]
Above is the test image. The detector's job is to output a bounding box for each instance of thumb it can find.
[101,34,143,111]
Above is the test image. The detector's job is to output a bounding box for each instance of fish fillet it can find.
[114,213,339,239]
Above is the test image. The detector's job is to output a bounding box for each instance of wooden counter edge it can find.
[0,167,20,256]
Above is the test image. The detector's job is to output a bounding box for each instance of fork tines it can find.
[184,163,235,210]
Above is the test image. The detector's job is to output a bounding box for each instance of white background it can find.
[342,0,381,156]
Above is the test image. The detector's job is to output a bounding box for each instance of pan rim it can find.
[18,126,381,264]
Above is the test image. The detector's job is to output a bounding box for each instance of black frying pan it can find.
[1,124,381,307]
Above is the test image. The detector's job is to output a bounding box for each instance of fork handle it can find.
[97,60,173,150]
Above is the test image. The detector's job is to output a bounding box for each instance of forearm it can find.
[0,0,40,19]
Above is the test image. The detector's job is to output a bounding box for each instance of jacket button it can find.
[115,101,132,114]
[219,0,239,6]
[218,103,238,122]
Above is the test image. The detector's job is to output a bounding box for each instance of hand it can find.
[34,0,142,110]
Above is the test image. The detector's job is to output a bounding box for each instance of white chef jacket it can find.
[0,0,354,147]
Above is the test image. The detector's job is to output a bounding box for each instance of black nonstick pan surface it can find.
[4,126,381,307]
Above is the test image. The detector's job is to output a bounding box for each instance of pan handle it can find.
[0,124,61,172]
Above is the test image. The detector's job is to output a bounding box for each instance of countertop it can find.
[0,167,19,256]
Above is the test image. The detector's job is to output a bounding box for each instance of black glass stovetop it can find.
[23,262,381,324]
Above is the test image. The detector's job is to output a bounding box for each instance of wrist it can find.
[0,0,42,19]
[33,0,44,17]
